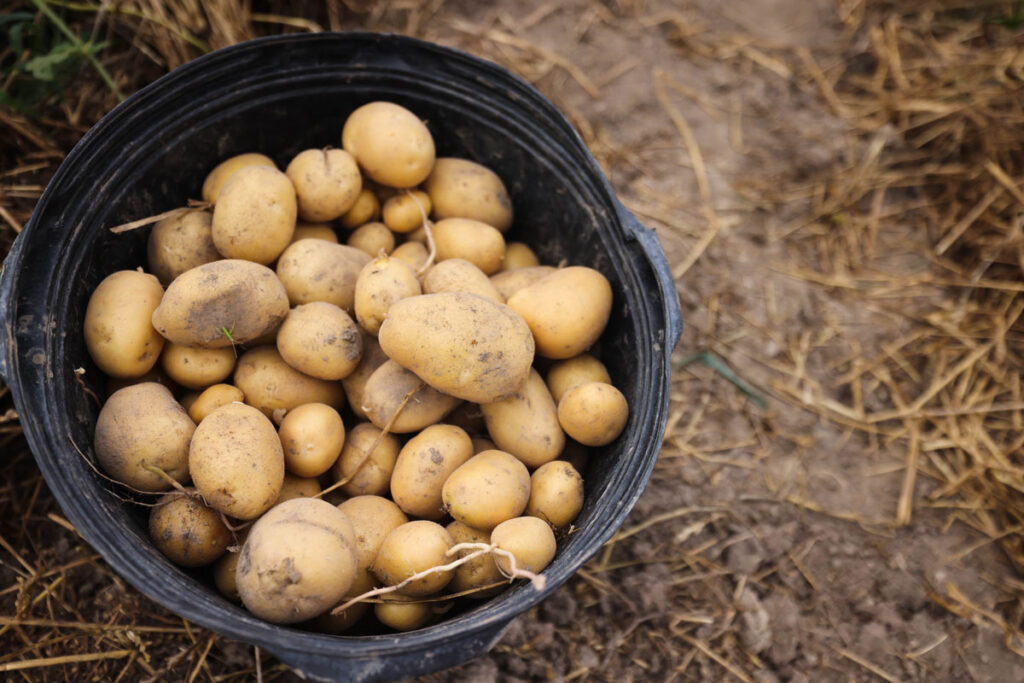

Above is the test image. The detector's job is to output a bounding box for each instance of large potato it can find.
[278,402,346,478]
[276,239,371,312]
[490,266,557,301]
[354,255,422,336]
[149,489,231,567]
[378,293,535,403]
[151,260,289,348]
[337,495,409,572]
[372,520,454,597]
[432,218,505,275]
[159,342,236,390]
[146,210,220,286]
[340,332,389,420]
[201,152,276,203]
[211,165,296,264]
[425,158,513,232]
[332,422,400,497]
[361,360,460,434]
[234,346,346,422]
[390,424,473,520]
[84,270,165,378]
[94,383,195,492]
[276,302,363,380]
[421,259,503,304]
[441,450,530,531]
[526,461,584,528]
[557,381,629,447]
[481,368,564,468]
[342,101,435,188]
[286,148,362,222]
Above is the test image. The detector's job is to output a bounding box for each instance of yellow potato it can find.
[274,474,322,505]
[211,165,296,264]
[471,436,496,454]
[546,353,611,404]
[342,101,436,188]
[147,210,220,286]
[276,302,363,380]
[506,266,613,359]
[214,546,243,602]
[94,383,195,492]
[314,568,377,633]
[501,242,540,270]
[375,595,431,631]
[105,365,176,398]
[403,224,428,244]
[354,255,422,335]
[188,383,244,423]
[390,424,473,520]
[159,342,236,390]
[149,489,231,567]
[337,495,409,571]
[421,259,503,304]
[332,422,400,497]
[491,516,557,574]
[378,293,535,403]
[233,346,345,422]
[446,521,503,598]
[340,188,381,229]
[201,152,276,204]
[85,270,165,378]
[382,190,432,233]
[347,221,396,257]
[178,390,200,414]
[291,222,339,243]
[481,368,564,468]
[490,266,557,301]
[526,461,584,528]
[432,218,505,275]
[441,450,530,531]
[371,520,454,597]
[286,148,362,222]
[276,239,372,312]
[557,382,629,447]
[361,360,460,434]
[340,332,390,420]
[390,241,429,271]
[278,402,346,478]
[425,158,513,231]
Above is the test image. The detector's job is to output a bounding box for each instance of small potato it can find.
[490,266,557,301]
[147,210,220,286]
[432,218,505,275]
[382,190,432,233]
[342,102,436,188]
[340,189,381,229]
[506,266,613,359]
[391,241,429,271]
[213,546,243,602]
[557,382,629,447]
[149,489,231,567]
[372,520,454,597]
[526,461,584,528]
[152,259,289,348]
[237,498,358,624]
[546,353,612,404]
[188,383,245,423]
[286,148,362,222]
[337,495,409,571]
[277,302,363,380]
[491,516,557,574]
[361,361,460,434]
[202,153,276,204]
[421,259,503,304]
[234,346,346,422]
[212,165,296,264]
[94,383,195,492]
[278,403,346,478]
[446,521,503,598]
[403,224,428,244]
[276,239,372,312]
[501,242,540,270]
[425,158,513,232]
[390,424,473,520]
[159,342,236,390]
[315,568,377,633]
[441,450,530,531]
[189,402,284,519]
[341,332,390,420]
[85,270,165,378]
[347,221,395,257]
[354,255,422,336]
[375,595,431,631]
[332,422,400,497]
[481,368,564,468]
[291,222,339,243]
[471,436,496,454]
[274,474,322,504]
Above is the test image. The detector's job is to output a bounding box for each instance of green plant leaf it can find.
[23,41,79,81]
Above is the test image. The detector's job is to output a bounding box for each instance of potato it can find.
[441,450,530,531]
[278,403,346,478]
[237,498,358,624]
[390,424,473,520]
[425,158,513,232]
[147,210,220,285]
[382,190,431,233]
[490,266,557,301]
[214,546,243,602]
[188,383,244,423]
[189,402,284,519]
[445,402,487,436]
[501,242,539,270]
[84,270,165,378]
[375,595,431,631]
[471,436,496,454]
[337,495,409,571]
[372,520,454,597]
[149,489,231,567]
[546,353,612,404]
[94,383,195,492]
[506,266,613,359]
[526,461,584,528]
[178,390,200,413]
[340,332,389,420]
[404,224,428,244]
[201,152,276,204]
[291,222,339,243]
[342,102,435,188]
[276,302,363,380]
[233,346,345,422]
[361,360,460,434]
[421,259,503,304]
[286,148,362,222]
[314,568,377,633]
[446,521,504,598]
[491,516,557,574]
[105,364,176,398]
[432,218,505,275]
[378,293,535,403]
[481,369,564,468]
[159,342,236,390]
[332,422,400,497]
[152,259,289,348]
[340,188,381,229]
[354,255,422,336]
[211,165,296,264]
[347,221,395,257]
[274,474,322,504]
[391,241,429,271]
[557,382,629,447]
[276,239,371,312]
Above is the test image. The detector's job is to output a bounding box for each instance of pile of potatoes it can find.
[86,101,630,632]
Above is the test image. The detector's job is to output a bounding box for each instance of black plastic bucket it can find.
[0,33,682,682]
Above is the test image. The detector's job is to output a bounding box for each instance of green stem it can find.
[676,350,768,410]
[31,0,124,101]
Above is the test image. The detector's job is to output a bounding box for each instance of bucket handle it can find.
[619,207,683,354]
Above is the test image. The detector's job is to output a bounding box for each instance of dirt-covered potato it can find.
[421,259,503,303]
[147,210,221,286]
[361,360,460,434]
[211,165,297,264]
[342,101,436,188]
[490,266,557,301]
[274,473,322,505]
[378,293,535,403]
[276,239,372,313]
[233,346,345,422]
[277,402,346,478]
[390,241,429,271]
[372,520,454,597]
[189,402,284,520]
[286,148,362,222]
[188,383,244,423]
[546,353,612,404]
[446,521,503,598]
[151,259,289,348]
[441,450,530,531]
[425,158,513,232]
[314,568,377,633]
[159,342,236,390]
[354,255,422,336]
[375,595,431,631]
[491,516,557,574]
[557,381,629,447]
[340,332,390,420]
[432,218,505,275]
[481,368,565,468]
[340,188,381,229]
[84,270,165,378]
[94,383,195,492]
[501,242,539,270]
[277,302,363,380]
[201,152,276,204]
[382,190,431,233]
[337,495,409,571]
[291,222,339,243]
[526,461,584,528]
[332,422,400,497]
[237,498,358,624]
[149,489,231,567]
[347,221,395,257]
[390,424,473,520]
